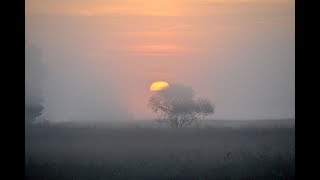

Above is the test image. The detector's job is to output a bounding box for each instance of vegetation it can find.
[148,84,215,128]
[25,120,295,179]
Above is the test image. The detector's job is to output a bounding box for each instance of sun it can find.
[150,81,170,92]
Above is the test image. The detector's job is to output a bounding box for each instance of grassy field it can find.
[25,120,295,180]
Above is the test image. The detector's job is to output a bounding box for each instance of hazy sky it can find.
[25,0,294,121]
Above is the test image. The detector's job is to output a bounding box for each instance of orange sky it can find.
[26,0,294,120]
[26,0,292,16]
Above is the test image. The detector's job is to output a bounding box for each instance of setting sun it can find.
[150,81,170,92]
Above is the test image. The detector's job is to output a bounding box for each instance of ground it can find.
[25,119,295,180]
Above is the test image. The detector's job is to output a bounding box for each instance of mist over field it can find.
[25,119,295,180]
[25,0,294,179]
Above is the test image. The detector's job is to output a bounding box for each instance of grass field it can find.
[25,119,295,180]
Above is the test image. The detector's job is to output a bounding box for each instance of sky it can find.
[25,0,295,121]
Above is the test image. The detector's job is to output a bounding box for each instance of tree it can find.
[25,104,44,125]
[25,41,46,124]
[148,84,215,128]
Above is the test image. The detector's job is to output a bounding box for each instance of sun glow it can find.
[150,81,170,92]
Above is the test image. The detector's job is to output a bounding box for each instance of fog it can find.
[25,0,294,122]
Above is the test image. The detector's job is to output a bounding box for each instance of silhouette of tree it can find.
[25,104,44,125]
[25,41,46,124]
[148,84,215,128]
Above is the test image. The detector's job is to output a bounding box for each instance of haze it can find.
[25,0,295,121]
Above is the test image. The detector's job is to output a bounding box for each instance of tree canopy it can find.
[148,84,215,128]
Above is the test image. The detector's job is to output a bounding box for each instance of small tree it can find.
[25,41,46,125]
[148,84,215,128]
[25,104,44,125]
